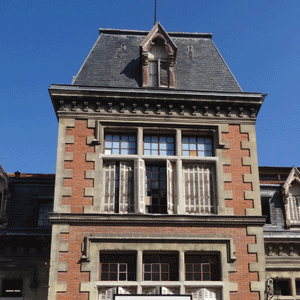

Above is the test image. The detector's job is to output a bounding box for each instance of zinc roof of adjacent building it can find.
[72,28,242,93]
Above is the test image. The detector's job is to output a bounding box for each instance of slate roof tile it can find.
[73,29,242,92]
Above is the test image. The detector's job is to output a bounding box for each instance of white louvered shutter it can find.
[100,287,117,300]
[161,286,177,294]
[183,164,213,214]
[118,287,134,294]
[119,162,134,213]
[167,160,174,214]
[144,286,160,294]
[104,162,116,212]
[186,288,220,300]
[287,196,300,225]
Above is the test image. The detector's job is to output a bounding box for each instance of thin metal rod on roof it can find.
[154,0,157,25]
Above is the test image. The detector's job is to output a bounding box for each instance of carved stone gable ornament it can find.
[282,166,300,228]
[140,22,177,88]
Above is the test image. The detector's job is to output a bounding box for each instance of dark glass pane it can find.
[144,264,151,272]
[152,264,159,272]
[119,273,126,281]
[161,273,168,281]
[194,273,201,281]
[194,264,201,272]
[161,264,168,272]
[203,273,210,281]
[152,273,159,281]
[101,264,109,272]
[202,264,210,272]
[110,264,117,272]
[119,264,127,272]
[101,273,108,281]
[186,264,193,272]
[144,273,151,281]
[186,273,193,281]
[109,273,117,281]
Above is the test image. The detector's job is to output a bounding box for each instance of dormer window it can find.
[141,23,177,88]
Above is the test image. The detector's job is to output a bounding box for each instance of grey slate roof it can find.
[73,29,242,93]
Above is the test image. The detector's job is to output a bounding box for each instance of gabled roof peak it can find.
[140,22,177,55]
[283,166,300,194]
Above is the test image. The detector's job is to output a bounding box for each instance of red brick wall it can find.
[63,120,94,212]
[223,125,253,215]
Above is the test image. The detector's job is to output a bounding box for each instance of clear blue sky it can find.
[1,0,299,174]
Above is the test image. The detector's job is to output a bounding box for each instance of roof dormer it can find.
[282,166,300,229]
[140,22,177,88]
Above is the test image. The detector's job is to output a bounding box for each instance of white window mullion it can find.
[134,159,145,213]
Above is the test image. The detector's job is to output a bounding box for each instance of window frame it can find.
[148,59,169,88]
[1,279,23,297]
[37,200,53,227]
[101,127,218,216]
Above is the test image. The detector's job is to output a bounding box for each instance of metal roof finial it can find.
[154,0,157,25]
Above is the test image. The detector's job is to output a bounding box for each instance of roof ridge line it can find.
[99,28,212,38]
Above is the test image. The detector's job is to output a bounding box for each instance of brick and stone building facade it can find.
[47,22,267,300]
[47,23,267,300]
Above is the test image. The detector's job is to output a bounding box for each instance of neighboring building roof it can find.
[8,172,55,181]
[259,166,295,185]
[72,27,242,92]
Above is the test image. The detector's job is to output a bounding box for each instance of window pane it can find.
[119,264,127,272]
[186,264,193,272]
[182,136,213,157]
[152,273,160,281]
[109,273,117,281]
[152,264,159,272]
[119,273,126,281]
[194,264,201,272]
[144,273,151,281]
[161,273,168,281]
[161,264,168,272]
[144,264,151,272]
[105,134,136,154]
[110,264,117,272]
[182,143,189,150]
[160,143,167,150]
[102,263,109,271]
[194,273,201,281]
[121,135,129,141]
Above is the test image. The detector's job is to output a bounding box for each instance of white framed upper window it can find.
[182,137,213,157]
